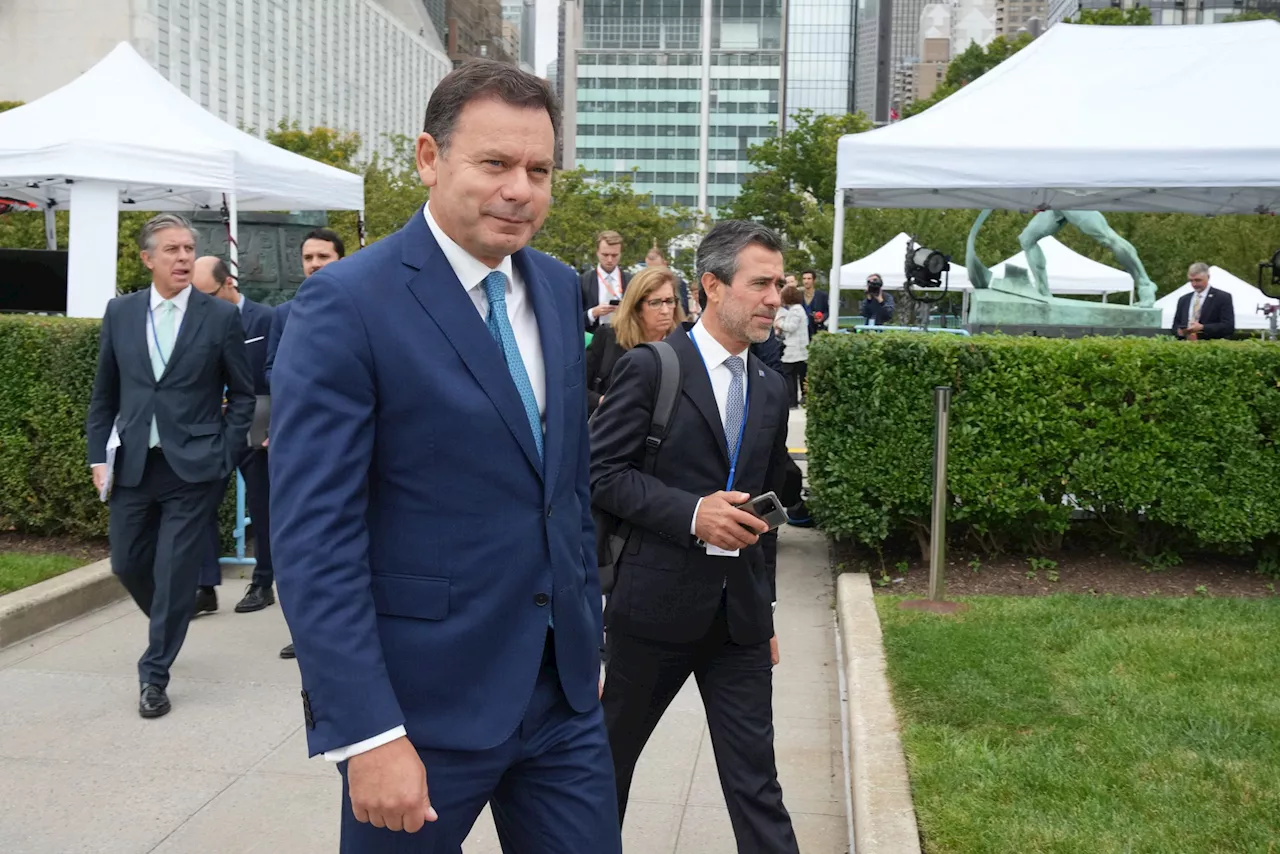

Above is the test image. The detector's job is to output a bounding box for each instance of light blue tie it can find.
[724,355,746,463]
[148,300,176,448]
[483,271,543,462]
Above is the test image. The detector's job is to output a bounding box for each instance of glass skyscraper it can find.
[783,0,856,128]
[571,0,783,215]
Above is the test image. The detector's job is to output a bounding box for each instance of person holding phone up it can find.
[589,220,800,853]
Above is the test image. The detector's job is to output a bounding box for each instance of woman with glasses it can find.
[585,266,686,417]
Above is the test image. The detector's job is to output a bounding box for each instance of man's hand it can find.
[1187,321,1204,333]
[770,635,780,666]
[591,304,617,320]
[599,678,604,699]
[346,736,438,832]
[261,436,269,448]
[695,491,767,551]
[92,464,108,495]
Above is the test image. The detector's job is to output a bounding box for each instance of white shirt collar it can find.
[424,203,515,293]
[149,283,192,312]
[598,265,617,280]
[690,318,749,370]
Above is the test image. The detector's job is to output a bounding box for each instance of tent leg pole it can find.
[228,192,239,277]
[829,189,846,332]
[43,206,57,250]
[66,181,118,318]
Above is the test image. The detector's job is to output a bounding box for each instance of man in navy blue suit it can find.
[269,61,620,853]
[191,256,275,617]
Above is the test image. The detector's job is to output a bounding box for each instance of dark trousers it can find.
[337,632,622,854]
[198,449,272,589]
[603,602,799,854]
[109,449,222,686]
[781,361,807,408]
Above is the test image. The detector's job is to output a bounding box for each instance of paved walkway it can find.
[0,413,844,853]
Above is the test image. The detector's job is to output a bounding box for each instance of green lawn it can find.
[0,552,88,595]
[876,595,1280,854]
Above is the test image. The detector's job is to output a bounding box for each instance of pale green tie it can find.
[149,300,176,448]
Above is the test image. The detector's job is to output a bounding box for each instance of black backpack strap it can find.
[637,340,682,475]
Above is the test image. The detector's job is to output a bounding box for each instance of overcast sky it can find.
[535,0,558,78]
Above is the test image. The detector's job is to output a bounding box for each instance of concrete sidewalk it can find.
[0,414,843,853]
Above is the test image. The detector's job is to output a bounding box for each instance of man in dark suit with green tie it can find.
[86,213,255,718]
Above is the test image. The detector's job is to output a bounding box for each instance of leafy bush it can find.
[0,317,238,548]
[806,333,1280,559]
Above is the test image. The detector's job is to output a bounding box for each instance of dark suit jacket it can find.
[270,207,601,757]
[580,266,631,331]
[589,327,790,646]
[86,287,255,488]
[238,297,275,394]
[1172,286,1235,339]
[804,288,831,337]
[584,325,627,416]
[263,299,292,387]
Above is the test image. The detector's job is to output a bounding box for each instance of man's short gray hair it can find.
[696,220,785,286]
[1188,261,1210,278]
[138,213,194,252]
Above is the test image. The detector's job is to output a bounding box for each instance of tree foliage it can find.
[1222,9,1280,20]
[0,101,23,113]
[1073,6,1153,24]
[531,167,701,272]
[264,120,363,172]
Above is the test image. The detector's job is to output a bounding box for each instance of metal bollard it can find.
[928,386,951,602]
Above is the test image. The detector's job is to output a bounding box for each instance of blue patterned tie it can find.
[483,271,543,462]
[724,355,746,462]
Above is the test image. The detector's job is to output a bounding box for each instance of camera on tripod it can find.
[1258,248,1280,299]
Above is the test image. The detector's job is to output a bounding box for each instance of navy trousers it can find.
[337,634,622,854]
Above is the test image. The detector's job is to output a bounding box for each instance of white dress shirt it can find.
[687,319,751,536]
[322,205,549,764]
[147,283,191,366]
[596,265,622,326]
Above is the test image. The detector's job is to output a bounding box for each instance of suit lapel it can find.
[129,291,153,380]
[516,249,560,497]
[670,329,729,467]
[162,291,208,381]
[739,352,770,472]
[401,213,543,479]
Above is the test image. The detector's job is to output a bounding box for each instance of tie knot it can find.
[483,271,509,306]
[725,355,745,378]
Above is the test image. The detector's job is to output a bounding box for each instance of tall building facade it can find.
[853,0,893,122]
[0,0,451,160]
[784,0,856,129]
[995,0,1047,34]
[570,0,784,215]
[446,0,515,64]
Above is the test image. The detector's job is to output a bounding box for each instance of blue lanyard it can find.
[149,304,170,369]
[687,329,749,490]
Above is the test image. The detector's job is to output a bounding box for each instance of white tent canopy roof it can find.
[0,42,363,212]
[991,236,1132,296]
[835,21,1280,215]
[1155,267,1278,330]
[840,233,972,291]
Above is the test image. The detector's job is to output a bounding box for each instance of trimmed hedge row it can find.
[805,333,1280,559]
[0,317,237,547]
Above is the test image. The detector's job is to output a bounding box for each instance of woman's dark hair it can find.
[781,285,804,306]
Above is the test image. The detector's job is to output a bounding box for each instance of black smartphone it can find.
[741,491,789,532]
[608,298,621,306]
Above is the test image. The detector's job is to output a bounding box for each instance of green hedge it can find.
[0,316,238,548]
[0,317,108,536]
[806,333,1280,559]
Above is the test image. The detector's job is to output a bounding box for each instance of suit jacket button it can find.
[546,507,553,518]
[534,593,550,606]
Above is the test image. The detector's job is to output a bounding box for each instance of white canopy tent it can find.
[1155,267,1279,331]
[0,43,364,317]
[826,21,1280,330]
[990,236,1133,300]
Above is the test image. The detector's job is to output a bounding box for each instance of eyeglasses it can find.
[644,298,678,309]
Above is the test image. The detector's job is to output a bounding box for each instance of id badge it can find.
[706,544,740,558]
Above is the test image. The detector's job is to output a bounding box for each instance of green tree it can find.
[1073,6,1153,24]
[531,168,700,272]
[264,120,362,172]
[1222,10,1280,21]
[0,101,23,113]
[723,110,873,239]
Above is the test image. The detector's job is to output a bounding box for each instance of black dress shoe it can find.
[279,643,296,659]
[194,586,218,616]
[234,584,276,613]
[139,683,171,718]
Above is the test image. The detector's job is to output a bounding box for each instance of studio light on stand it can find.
[1258,247,1280,299]
[903,237,952,330]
